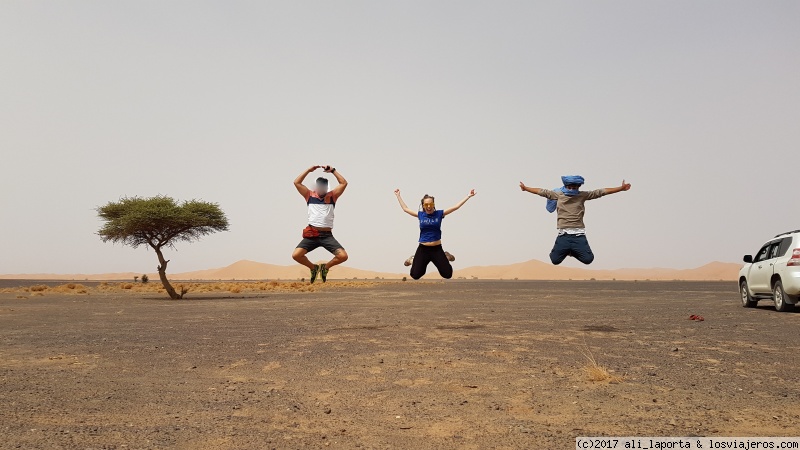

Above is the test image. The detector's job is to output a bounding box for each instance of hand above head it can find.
[395,189,416,216]
[444,189,476,216]
[620,180,632,191]
[296,166,323,196]
[321,165,335,173]
[519,181,527,191]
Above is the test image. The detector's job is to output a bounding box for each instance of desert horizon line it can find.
[0,258,742,281]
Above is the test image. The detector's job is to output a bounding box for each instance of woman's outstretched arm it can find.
[443,189,476,216]
[394,189,419,217]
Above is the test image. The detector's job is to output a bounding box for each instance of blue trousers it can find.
[549,234,595,265]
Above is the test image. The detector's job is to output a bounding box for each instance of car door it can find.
[749,241,780,294]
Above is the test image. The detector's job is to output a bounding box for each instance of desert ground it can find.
[1,280,799,450]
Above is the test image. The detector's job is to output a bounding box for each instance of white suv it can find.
[739,230,800,312]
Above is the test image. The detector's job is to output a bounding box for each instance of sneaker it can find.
[309,265,319,284]
[319,263,329,283]
[404,256,414,267]
[445,251,455,262]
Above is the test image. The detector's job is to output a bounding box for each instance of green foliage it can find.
[97,196,229,250]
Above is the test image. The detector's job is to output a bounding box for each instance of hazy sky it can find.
[2,1,799,275]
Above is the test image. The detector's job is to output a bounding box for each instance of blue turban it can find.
[545,175,584,213]
[561,175,585,187]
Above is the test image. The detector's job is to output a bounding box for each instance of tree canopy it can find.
[97,196,229,249]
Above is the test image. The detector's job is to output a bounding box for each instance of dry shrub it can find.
[30,285,48,292]
[197,283,215,293]
[51,283,88,294]
[90,279,384,296]
[584,364,622,383]
[95,282,117,292]
[581,340,623,384]
[16,295,28,299]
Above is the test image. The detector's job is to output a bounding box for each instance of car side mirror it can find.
[743,255,753,263]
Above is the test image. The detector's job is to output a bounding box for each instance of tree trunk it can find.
[153,246,181,299]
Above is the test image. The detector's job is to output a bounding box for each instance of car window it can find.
[769,242,782,259]
[754,244,771,263]
[777,237,793,257]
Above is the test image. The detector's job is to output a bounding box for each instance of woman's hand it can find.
[620,180,632,191]
[394,189,401,196]
[468,189,476,197]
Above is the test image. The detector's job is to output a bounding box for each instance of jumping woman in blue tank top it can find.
[394,188,476,280]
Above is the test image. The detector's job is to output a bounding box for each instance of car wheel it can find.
[740,280,757,308]
[773,280,794,312]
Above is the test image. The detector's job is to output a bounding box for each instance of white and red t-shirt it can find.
[305,191,338,228]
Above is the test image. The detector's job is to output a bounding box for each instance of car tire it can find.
[773,280,794,312]
[740,280,757,308]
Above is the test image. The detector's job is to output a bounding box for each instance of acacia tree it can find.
[97,196,229,299]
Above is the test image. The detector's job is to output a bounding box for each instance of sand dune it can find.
[172,260,403,280]
[0,260,404,281]
[454,260,740,281]
[0,259,741,281]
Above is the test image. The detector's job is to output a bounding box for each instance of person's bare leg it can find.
[292,248,316,270]
[325,249,348,270]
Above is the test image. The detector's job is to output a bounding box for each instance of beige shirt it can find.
[537,189,607,229]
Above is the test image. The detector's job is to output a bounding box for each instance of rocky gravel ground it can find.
[1,280,799,449]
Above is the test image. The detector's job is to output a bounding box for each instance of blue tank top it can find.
[418,210,444,243]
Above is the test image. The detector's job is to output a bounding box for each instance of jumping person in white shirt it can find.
[292,165,348,283]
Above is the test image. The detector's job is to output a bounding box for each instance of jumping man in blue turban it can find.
[519,176,631,265]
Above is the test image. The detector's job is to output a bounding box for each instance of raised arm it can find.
[323,166,348,198]
[519,181,545,195]
[443,189,476,216]
[603,180,632,195]
[294,165,320,197]
[394,189,418,217]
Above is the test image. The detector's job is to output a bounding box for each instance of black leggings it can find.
[410,244,453,280]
